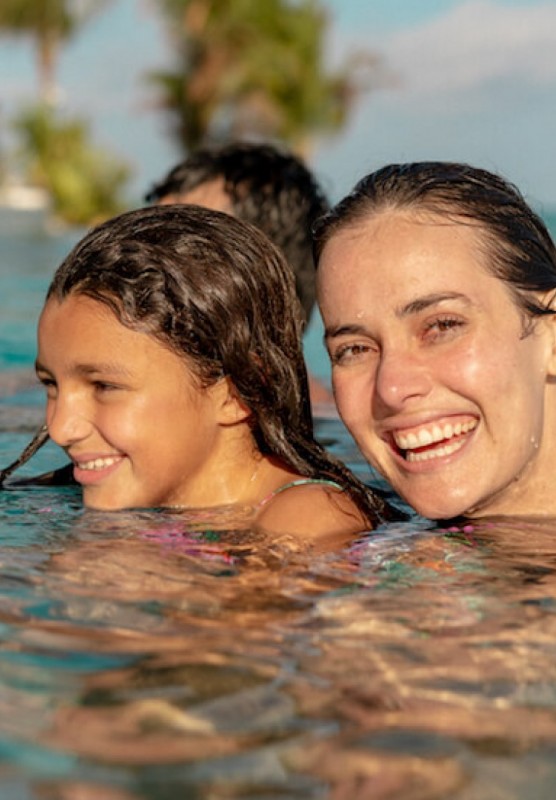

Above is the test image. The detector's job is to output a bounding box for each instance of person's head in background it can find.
[314,161,556,521]
[144,141,329,329]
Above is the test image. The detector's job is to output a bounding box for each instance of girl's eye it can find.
[330,342,374,365]
[37,376,57,396]
[422,316,466,341]
[93,381,119,393]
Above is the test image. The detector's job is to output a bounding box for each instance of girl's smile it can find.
[36,294,240,511]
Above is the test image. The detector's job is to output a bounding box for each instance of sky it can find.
[2,0,556,211]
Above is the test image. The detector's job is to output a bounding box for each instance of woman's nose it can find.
[46,394,92,447]
[373,347,433,413]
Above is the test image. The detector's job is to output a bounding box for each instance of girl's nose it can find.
[373,347,433,413]
[46,395,92,448]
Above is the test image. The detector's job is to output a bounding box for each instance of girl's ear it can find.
[211,377,252,426]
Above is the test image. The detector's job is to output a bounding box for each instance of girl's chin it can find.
[82,489,135,511]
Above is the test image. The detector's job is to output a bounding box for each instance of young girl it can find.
[29,204,388,541]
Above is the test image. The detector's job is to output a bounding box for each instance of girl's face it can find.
[317,211,556,519]
[36,294,229,510]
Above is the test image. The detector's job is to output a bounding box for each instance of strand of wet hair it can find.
[0,424,49,486]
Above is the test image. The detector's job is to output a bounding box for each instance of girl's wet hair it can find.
[313,161,556,322]
[0,424,49,485]
[42,203,388,521]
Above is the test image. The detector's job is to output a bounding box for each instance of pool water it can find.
[1,210,556,799]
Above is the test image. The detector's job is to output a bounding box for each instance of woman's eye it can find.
[423,316,466,341]
[330,343,373,365]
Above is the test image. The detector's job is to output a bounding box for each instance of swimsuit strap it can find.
[257,478,343,509]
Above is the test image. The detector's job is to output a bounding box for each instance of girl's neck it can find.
[169,427,299,510]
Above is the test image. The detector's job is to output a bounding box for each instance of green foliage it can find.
[0,0,110,103]
[13,104,130,226]
[0,0,75,36]
[0,0,379,223]
[151,0,381,153]
[0,0,126,225]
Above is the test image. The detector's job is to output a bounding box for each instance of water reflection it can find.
[1,489,556,797]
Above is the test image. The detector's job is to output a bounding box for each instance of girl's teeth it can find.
[78,457,118,471]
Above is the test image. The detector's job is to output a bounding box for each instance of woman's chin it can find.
[401,490,476,522]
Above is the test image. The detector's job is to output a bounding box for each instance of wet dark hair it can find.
[313,161,556,323]
[43,204,387,522]
[145,142,330,324]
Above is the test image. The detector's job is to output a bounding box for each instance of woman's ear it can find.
[547,320,556,378]
[211,377,252,426]
[541,292,556,377]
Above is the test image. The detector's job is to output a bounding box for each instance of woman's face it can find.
[36,294,228,510]
[317,211,556,519]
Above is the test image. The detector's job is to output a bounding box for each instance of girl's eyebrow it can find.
[35,360,133,378]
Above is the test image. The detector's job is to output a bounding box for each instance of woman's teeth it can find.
[394,419,478,462]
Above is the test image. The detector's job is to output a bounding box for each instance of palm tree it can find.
[150,0,384,154]
[0,0,109,104]
[14,103,130,225]
[0,1,130,226]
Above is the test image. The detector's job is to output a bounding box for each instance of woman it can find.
[29,204,388,541]
[314,161,556,520]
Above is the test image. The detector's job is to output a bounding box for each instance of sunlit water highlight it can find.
[1,210,556,798]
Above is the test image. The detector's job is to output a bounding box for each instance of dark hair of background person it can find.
[313,161,556,327]
[145,141,330,325]
[47,204,388,522]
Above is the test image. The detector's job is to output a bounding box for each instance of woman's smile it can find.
[318,211,556,519]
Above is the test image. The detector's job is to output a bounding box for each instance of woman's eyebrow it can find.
[324,292,472,340]
[324,323,369,341]
[397,292,470,317]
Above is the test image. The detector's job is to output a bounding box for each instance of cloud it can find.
[384,0,556,97]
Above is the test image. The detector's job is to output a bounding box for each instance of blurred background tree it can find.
[0,0,384,224]
[13,104,130,225]
[150,0,384,155]
[0,0,107,104]
[0,0,130,225]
